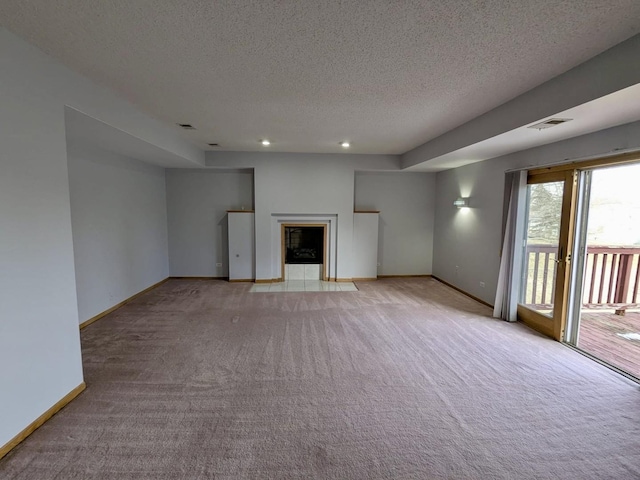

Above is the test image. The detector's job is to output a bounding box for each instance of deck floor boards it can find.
[578,309,640,379]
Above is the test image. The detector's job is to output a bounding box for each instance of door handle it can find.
[555,248,571,264]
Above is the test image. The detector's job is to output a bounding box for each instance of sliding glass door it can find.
[517,171,576,340]
[566,163,640,380]
[513,154,640,379]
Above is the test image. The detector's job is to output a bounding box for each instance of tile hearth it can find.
[284,263,322,281]
[249,280,358,293]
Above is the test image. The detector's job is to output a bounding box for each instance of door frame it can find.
[564,169,593,345]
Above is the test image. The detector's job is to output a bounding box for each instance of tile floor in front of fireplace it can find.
[249,280,358,293]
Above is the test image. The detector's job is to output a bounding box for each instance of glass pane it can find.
[577,163,640,379]
[520,181,564,317]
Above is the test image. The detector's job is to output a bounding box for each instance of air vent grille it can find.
[528,118,573,130]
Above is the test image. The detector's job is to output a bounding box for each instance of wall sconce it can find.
[454,197,469,208]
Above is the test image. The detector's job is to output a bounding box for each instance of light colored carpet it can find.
[2,278,639,479]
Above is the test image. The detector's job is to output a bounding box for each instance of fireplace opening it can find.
[285,226,324,264]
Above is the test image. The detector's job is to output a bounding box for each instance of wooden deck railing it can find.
[523,245,640,307]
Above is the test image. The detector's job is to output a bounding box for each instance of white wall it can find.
[206,152,400,280]
[166,169,254,277]
[67,142,169,324]
[0,27,202,448]
[433,120,640,305]
[0,42,83,449]
[0,29,83,448]
[355,172,435,275]
[255,158,355,280]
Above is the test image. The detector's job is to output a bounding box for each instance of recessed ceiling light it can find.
[261,139,271,146]
[340,141,350,148]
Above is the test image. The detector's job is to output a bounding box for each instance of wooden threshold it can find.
[0,382,86,461]
[517,305,556,339]
[79,277,169,329]
[352,277,377,282]
[432,276,493,308]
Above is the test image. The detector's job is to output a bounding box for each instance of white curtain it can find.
[493,170,527,321]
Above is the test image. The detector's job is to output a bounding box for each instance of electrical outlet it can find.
[479,281,485,288]
[216,263,222,267]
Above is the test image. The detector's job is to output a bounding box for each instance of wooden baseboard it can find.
[170,276,228,280]
[432,276,494,308]
[80,277,169,329]
[352,277,377,282]
[255,279,272,284]
[377,274,432,278]
[229,279,254,283]
[0,382,86,461]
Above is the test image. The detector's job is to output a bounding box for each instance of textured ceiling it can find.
[2,1,640,154]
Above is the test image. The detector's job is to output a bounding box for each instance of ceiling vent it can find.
[208,143,219,147]
[177,123,196,130]
[528,118,573,130]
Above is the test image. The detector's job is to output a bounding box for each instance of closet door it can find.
[352,212,379,280]
[228,211,254,281]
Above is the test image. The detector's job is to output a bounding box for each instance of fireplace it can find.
[276,218,333,282]
[284,226,324,264]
